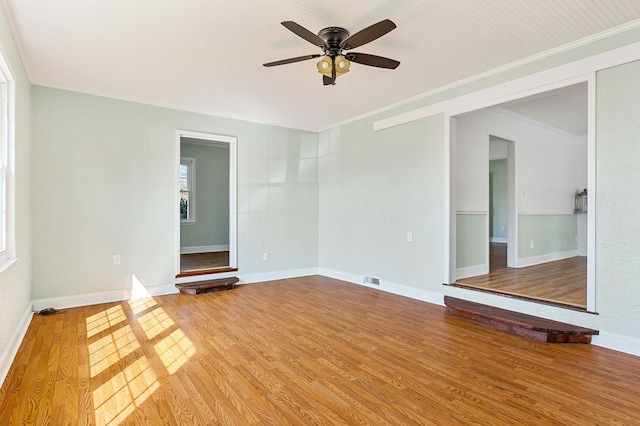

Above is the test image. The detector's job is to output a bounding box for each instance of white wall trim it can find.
[518,211,575,216]
[238,268,318,284]
[32,268,320,311]
[363,21,640,133]
[180,245,229,254]
[456,211,488,215]
[490,237,508,243]
[32,289,133,312]
[456,265,489,280]
[375,40,640,132]
[318,268,445,306]
[517,250,578,268]
[593,331,640,357]
[0,303,33,386]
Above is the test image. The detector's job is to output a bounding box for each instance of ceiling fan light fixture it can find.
[316,55,350,78]
[334,55,350,76]
[317,56,333,77]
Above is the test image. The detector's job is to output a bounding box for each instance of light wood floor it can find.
[180,251,229,274]
[2,276,639,424]
[457,243,587,309]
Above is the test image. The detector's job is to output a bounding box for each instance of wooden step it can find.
[444,296,598,343]
[175,277,239,295]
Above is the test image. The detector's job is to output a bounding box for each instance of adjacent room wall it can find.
[31,87,319,300]
[489,159,507,242]
[179,141,229,251]
[0,4,32,378]
[455,108,578,270]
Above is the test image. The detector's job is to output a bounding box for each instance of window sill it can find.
[0,257,17,275]
[180,220,196,225]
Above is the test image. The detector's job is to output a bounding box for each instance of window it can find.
[0,56,13,262]
[180,157,195,223]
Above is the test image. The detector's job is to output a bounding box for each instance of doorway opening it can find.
[176,131,237,277]
[447,80,593,311]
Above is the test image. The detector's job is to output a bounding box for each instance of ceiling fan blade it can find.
[347,52,400,69]
[263,54,321,67]
[340,19,396,50]
[281,21,328,48]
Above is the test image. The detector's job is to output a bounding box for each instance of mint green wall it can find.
[31,86,318,299]
[517,215,577,258]
[456,215,486,268]
[0,5,32,371]
[318,115,444,289]
[596,59,640,337]
[489,160,507,240]
[180,142,229,248]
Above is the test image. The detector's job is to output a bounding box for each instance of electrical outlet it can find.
[530,241,534,249]
[501,226,506,232]
[407,232,413,242]
[263,252,269,261]
[113,254,120,265]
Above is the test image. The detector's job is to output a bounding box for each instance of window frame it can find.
[0,51,14,266]
[180,157,196,224]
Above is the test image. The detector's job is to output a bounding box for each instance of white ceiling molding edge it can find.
[373,40,640,132]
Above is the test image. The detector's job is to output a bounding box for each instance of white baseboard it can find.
[592,331,640,357]
[456,264,489,280]
[180,245,229,254]
[34,268,318,310]
[238,268,318,284]
[517,250,577,268]
[0,303,34,386]
[317,268,445,307]
[490,237,508,243]
[32,289,133,312]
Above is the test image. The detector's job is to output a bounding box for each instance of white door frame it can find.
[175,130,238,275]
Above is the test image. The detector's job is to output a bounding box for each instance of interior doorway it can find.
[176,130,237,277]
[448,81,592,310]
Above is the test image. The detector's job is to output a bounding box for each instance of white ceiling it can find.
[3,1,640,131]
[501,83,588,136]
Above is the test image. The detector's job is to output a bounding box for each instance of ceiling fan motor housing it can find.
[318,27,350,56]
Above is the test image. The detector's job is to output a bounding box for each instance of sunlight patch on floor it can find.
[89,325,140,378]
[155,328,196,374]
[92,356,159,426]
[86,305,127,338]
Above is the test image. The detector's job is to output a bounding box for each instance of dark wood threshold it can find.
[444,296,598,343]
[176,267,238,278]
[445,282,594,313]
[175,277,239,295]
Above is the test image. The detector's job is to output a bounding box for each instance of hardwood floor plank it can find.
[1,276,640,424]
[457,243,587,308]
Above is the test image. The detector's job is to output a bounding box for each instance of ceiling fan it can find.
[263,19,400,86]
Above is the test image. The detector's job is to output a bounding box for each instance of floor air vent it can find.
[364,276,380,285]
